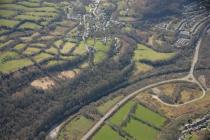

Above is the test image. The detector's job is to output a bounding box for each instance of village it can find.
[154,0,210,48]
[179,114,210,140]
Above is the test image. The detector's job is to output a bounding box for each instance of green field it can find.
[94,51,107,63]
[18,22,43,30]
[0,51,18,64]
[0,58,33,73]
[32,53,53,63]
[0,10,16,18]
[123,119,158,140]
[14,44,26,51]
[97,95,123,115]
[15,14,43,21]
[134,104,166,128]
[61,42,75,54]
[94,40,109,52]
[0,0,15,3]
[0,40,14,49]
[133,44,175,62]
[0,4,57,12]
[94,100,166,140]
[58,116,93,140]
[74,42,88,55]
[0,19,19,28]
[24,47,40,55]
[110,101,134,125]
[92,125,125,140]
[45,47,58,54]
[17,1,40,7]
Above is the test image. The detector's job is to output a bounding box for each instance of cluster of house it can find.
[178,114,210,140]
[154,0,210,48]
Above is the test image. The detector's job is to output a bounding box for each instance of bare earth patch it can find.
[31,70,78,90]
[31,77,55,90]
[57,70,76,79]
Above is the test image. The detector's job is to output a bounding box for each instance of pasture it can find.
[58,116,94,140]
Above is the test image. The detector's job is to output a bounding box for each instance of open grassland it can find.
[97,95,124,115]
[134,104,166,128]
[124,119,158,140]
[133,44,176,62]
[58,116,93,140]
[110,101,134,125]
[92,125,125,140]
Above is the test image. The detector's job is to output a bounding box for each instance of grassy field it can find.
[132,62,153,76]
[123,119,158,140]
[110,101,134,125]
[0,59,33,73]
[58,116,93,140]
[92,125,125,140]
[32,53,53,63]
[61,42,75,54]
[19,22,42,30]
[133,44,176,62]
[0,0,15,3]
[0,40,14,49]
[14,44,26,51]
[134,104,166,128]
[0,51,18,64]
[24,47,40,55]
[54,40,63,48]
[94,51,107,64]
[0,19,19,28]
[97,95,124,115]
[45,47,58,54]
[94,41,109,52]
[74,42,88,55]
[17,1,40,7]
[0,10,16,18]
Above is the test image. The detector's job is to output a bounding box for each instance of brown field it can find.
[136,90,210,118]
[31,76,55,90]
